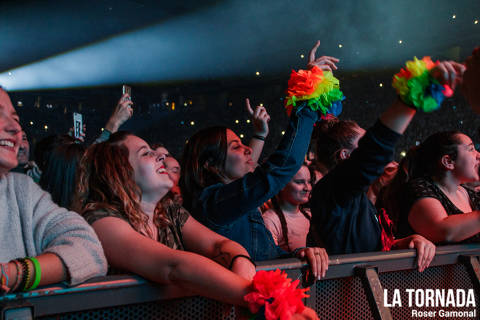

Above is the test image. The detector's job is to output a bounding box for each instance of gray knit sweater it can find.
[0,172,107,285]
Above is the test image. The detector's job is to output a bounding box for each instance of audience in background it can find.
[11,130,42,182]
[36,134,86,208]
[2,43,478,309]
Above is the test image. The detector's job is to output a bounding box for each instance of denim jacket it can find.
[191,107,318,261]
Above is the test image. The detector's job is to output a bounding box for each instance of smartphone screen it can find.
[122,85,131,96]
[73,112,83,139]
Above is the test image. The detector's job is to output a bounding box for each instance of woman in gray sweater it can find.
[0,88,107,293]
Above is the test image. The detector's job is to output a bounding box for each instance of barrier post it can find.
[460,255,480,291]
[356,266,393,320]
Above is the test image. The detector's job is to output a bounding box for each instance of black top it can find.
[396,177,480,243]
[308,121,402,254]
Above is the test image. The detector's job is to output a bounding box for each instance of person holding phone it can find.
[95,90,134,144]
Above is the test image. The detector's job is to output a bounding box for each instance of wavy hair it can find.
[73,131,170,238]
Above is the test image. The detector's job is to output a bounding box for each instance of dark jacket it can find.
[308,121,401,254]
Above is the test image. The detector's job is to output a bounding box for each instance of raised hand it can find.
[307,40,339,72]
[431,60,466,91]
[105,93,134,133]
[68,124,86,142]
[245,98,270,138]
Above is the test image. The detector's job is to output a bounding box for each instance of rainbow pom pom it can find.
[285,66,344,119]
[392,57,453,112]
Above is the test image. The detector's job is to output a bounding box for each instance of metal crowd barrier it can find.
[1,244,479,319]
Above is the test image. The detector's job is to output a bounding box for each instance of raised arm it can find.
[246,98,270,165]
[199,42,340,225]
[328,60,465,196]
[95,93,133,144]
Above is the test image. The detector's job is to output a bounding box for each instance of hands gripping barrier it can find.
[1,244,479,319]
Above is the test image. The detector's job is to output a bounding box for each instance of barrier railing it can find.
[1,244,479,319]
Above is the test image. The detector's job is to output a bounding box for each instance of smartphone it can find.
[73,112,83,139]
[122,85,131,96]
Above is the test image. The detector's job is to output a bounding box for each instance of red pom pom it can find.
[244,269,309,320]
[286,66,324,98]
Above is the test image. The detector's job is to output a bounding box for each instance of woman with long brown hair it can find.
[73,131,318,318]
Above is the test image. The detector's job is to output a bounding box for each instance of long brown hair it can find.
[73,131,170,238]
[180,126,228,211]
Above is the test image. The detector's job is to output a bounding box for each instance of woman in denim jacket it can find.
[180,42,335,279]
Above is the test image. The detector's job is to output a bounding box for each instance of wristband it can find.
[392,56,453,112]
[26,257,41,291]
[252,135,266,141]
[10,260,21,292]
[292,246,307,257]
[0,263,9,294]
[229,254,256,270]
[17,259,30,291]
[244,269,309,320]
[285,66,344,120]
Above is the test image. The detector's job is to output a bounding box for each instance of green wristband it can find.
[26,257,41,291]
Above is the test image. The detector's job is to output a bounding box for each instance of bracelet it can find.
[17,259,30,291]
[292,246,307,257]
[26,257,41,291]
[285,66,344,120]
[392,56,453,112]
[10,260,21,292]
[252,134,266,141]
[229,255,256,270]
[0,263,9,294]
[244,269,309,319]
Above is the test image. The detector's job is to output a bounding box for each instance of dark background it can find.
[1,0,479,159]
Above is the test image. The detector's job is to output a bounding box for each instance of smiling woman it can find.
[262,164,313,252]
[0,88,107,294]
[383,131,480,245]
[179,42,336,280]
[73,132,256,306]
[0,89,21,174]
